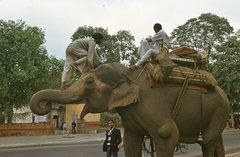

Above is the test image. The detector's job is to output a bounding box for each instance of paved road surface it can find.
[0,128,239,157]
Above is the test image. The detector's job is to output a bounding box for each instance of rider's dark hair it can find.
[92,33,103,40]
[153,23,162,30]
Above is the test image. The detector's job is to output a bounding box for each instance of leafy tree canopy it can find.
[170,13,234,52]
[210,33,240,110]
[41,57,64,90]
[0,20,62,121]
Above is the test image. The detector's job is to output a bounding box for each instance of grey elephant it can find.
[30,63,230,157]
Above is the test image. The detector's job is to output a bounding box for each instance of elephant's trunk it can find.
[30,89,80,115]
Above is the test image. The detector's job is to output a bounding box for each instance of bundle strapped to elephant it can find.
[141,41,217,91]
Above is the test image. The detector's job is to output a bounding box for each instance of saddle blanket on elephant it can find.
[145,62,217,88]
[148,76,208,93]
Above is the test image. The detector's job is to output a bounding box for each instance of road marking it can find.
[226,152,240,157]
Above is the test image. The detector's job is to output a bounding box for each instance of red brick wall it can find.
[0,123,55,136]
[77,121,100,133]
[86,121,100,129]
[0,121,101,136]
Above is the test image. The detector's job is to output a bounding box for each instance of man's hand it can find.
[146,38,152,42]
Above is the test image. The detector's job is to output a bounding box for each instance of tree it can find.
[210,33,240,127]
[41,57,64,90]
[71,26,138,65]
[0,20,56,123]
[236,29,240,38]
[114,30,139,65]
[170,13,234,52]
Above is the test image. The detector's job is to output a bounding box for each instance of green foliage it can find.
[0,20,46,110]
[40,57,64,89]
[211,34,240,110]
[112,30,139,65]
[71,25,138,65]
[0,20,63,122]
[170,13,234,52]
[100,112,123,127]
[0,113,5,123]
[236,29,240,38]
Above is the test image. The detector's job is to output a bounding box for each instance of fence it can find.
[0,123,55,136]
[0,121,101,136]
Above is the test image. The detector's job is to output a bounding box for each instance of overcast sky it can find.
[1,0,240,59]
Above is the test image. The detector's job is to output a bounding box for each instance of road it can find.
[0,142,123,157]
[0,131,239,157]
[174,131,240,157]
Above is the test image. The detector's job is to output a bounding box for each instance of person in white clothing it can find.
[130,23,171,70]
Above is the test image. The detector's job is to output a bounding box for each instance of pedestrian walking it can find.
[72,120,76,134]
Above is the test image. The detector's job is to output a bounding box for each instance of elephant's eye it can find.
[86,78,94,85]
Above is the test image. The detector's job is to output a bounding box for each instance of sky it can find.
[1,0,240,60]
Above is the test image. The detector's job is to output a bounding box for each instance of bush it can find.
[100,112,123,127]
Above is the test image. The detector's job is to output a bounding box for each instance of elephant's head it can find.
[30,63,139,118]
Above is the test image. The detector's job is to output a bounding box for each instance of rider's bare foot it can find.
[130,65,140,71]
[70,63,80,71]
[60,82,67,91]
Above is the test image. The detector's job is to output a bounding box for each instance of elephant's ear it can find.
[108,80,139,110]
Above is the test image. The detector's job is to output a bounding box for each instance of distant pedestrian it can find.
[238,117,240,129]
[234,118,238,129]
[103,120,122,157]
[72,120,76,134]
[63,122,67,131]
[59,121,63,130]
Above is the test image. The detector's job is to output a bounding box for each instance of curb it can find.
[0,137,105,149]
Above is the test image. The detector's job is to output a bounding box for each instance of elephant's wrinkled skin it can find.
[30,63,230,157]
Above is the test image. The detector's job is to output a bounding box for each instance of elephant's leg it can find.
[201,143,217,157]
[151,122,179,157]
[123,129,143,157]
[200,111,227,157]
[214,135,225,157]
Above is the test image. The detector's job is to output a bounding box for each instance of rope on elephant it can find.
[172,75,190,119]
[135,64,147,81]
[172,67,200,119]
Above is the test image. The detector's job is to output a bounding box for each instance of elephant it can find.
[30,62,230,157]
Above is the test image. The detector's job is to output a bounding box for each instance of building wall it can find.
[11,106,51,124]
[12,106,32,123]
[65,104,100,131]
